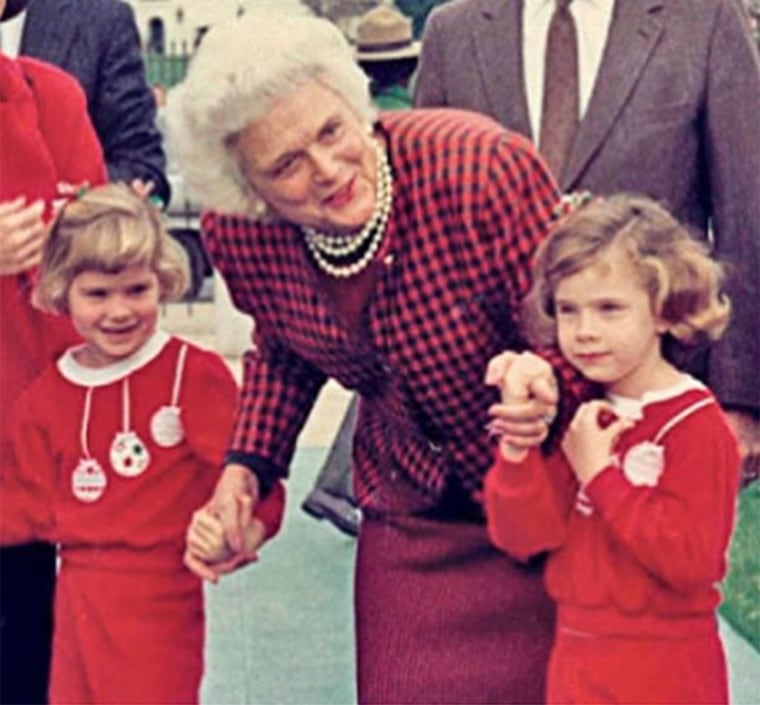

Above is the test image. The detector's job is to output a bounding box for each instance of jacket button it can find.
[428,441,443,453]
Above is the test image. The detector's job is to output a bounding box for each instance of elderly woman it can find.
[169,12,568,704]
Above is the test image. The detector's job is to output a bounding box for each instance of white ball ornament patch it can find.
[150,405,184,447]
[622,442,664,487]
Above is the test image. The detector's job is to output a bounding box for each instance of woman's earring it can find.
[252,198,268,219]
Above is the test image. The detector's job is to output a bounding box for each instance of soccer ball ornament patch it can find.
[109,431,151,477]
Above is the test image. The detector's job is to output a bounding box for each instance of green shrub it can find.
[720,481,760,651]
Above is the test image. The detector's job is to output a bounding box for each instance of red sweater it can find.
[1,333,285,559]
[0,55,106,478]
[485,377,740,638]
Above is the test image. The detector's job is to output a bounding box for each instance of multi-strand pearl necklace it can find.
[302,140,393,278]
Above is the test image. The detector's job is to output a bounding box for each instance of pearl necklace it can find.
[302,140,393,278]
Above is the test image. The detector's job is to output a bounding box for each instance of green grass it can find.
[720,481,760,651]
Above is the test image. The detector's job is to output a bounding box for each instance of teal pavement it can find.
[202,447,356,705]
[201,446,759,705]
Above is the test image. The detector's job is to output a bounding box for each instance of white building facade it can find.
[125,0,312,53]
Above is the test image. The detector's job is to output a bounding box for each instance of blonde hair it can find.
[524,193,731,348]
[166,12,376,218]
[34,183,189,313]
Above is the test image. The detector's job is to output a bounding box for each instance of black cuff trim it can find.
[224,451,284,499]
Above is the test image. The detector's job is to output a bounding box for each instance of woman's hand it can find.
[183,464,261,582]
[485,351,559,461]
[561,400,632,486]
[0,198,47,276]
[185,493,268,583]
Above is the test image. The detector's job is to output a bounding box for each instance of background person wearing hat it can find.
[356,4,421,109]
[0,1,107,702]
[301,4,421,535]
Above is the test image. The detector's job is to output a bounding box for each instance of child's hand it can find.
[485,351,559,461]
[187,506,231,563]
[562,400,632,485]
[184,495,262,584]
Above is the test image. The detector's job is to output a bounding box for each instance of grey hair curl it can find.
[166,12,376,218]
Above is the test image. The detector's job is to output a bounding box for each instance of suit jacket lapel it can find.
[21,0,77,67]
[474,0,532,138]
[562,0,664,189]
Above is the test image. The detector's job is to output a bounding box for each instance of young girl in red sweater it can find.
[484,194,740,705]
[0,183,284,704]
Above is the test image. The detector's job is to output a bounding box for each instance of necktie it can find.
[538,0,579,179]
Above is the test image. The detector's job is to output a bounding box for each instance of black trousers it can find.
[0,542,55,705]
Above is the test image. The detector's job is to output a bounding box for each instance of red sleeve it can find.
[203,212,327,483]
[180,346,240,467]
[22,57,107,190]
[584,405,740,591]
[484,446,575,562]
[1,387,55,545]
[254,480,286,542]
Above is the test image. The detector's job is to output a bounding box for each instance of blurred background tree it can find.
[395,0,450,36]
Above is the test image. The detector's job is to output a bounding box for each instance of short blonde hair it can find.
[166,12,376,218]
[524,193,731,347]
[34,183,189,313]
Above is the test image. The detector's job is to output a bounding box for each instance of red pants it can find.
[50,553,204,704]
[548,626,728,704]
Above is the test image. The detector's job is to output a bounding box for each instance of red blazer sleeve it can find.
[203,212,328,484]
[484,446,575,562]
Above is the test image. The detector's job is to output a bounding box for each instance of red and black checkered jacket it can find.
[202,108,571,515]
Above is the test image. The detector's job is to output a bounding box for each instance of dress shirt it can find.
[523,0,614,140]
[0,10,25,57]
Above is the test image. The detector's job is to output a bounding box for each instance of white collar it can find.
[523,0,612,15]
[57,330,171,387]
[607,374,707,421]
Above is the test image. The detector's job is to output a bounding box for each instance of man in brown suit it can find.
[414,0,760,478]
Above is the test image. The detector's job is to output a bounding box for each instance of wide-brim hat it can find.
[1,0,32,22]
[355,5,421,63]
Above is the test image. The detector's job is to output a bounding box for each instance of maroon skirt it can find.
[355,512,554,704]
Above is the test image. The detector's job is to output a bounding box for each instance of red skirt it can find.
[355,512,554,704]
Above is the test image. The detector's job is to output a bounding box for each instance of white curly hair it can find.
[166,12,377,218]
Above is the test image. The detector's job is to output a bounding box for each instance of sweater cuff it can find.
[253,480,286,541]
[583,465,630,514]
[224,450,284,500]
[490,448,544,487]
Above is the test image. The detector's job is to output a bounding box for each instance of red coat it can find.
[0,54,106,475]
